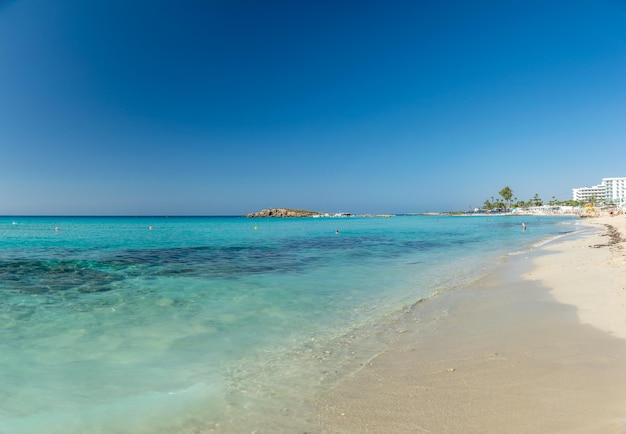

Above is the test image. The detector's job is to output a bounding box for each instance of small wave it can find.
[531,230,583,249]
[508,250,528,256]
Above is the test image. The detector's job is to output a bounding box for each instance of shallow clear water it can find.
[0,215,578,433]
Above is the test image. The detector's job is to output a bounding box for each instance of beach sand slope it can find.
[316,216,626,433]
[528,216,626,339]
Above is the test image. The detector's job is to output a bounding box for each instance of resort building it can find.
[572,177,626,206]
[603,177,626,206]
[572,183,606,203]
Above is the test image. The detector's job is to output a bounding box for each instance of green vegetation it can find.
[480,186,582,211]
[498,186,513,210]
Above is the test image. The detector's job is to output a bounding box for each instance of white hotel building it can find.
[572,177,626,206]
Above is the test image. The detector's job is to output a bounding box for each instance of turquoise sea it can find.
[0,215,580,433]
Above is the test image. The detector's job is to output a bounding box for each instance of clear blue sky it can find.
[1,0,625,215]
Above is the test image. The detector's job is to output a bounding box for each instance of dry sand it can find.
[528,216,626,340]
[316,215,626,433]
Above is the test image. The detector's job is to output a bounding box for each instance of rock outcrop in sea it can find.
[245,208,322,218]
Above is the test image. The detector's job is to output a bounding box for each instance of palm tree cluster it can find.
[481,187,582,211]
[482,186,515,211]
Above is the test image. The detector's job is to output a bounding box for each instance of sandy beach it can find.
[316,215,626,433]
[528,216,626,340]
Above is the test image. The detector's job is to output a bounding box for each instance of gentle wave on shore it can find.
[317,216,626,433]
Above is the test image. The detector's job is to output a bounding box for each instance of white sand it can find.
[316,216,626,433]
[526,215,626,339]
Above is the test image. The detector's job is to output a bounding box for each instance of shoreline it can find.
[316,216,626,433]
[526,216,626,340]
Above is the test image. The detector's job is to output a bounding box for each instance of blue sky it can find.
[1,0,625,215]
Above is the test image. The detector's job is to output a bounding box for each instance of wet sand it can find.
[316,216,626,433]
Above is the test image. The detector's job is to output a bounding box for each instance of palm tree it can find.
[499,186,513,211]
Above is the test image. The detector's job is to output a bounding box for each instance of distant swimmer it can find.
[149,226,153,231]
[521,222,526,231]
[335,230,339,235]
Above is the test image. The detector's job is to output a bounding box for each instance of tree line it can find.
[481,186,582,211]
